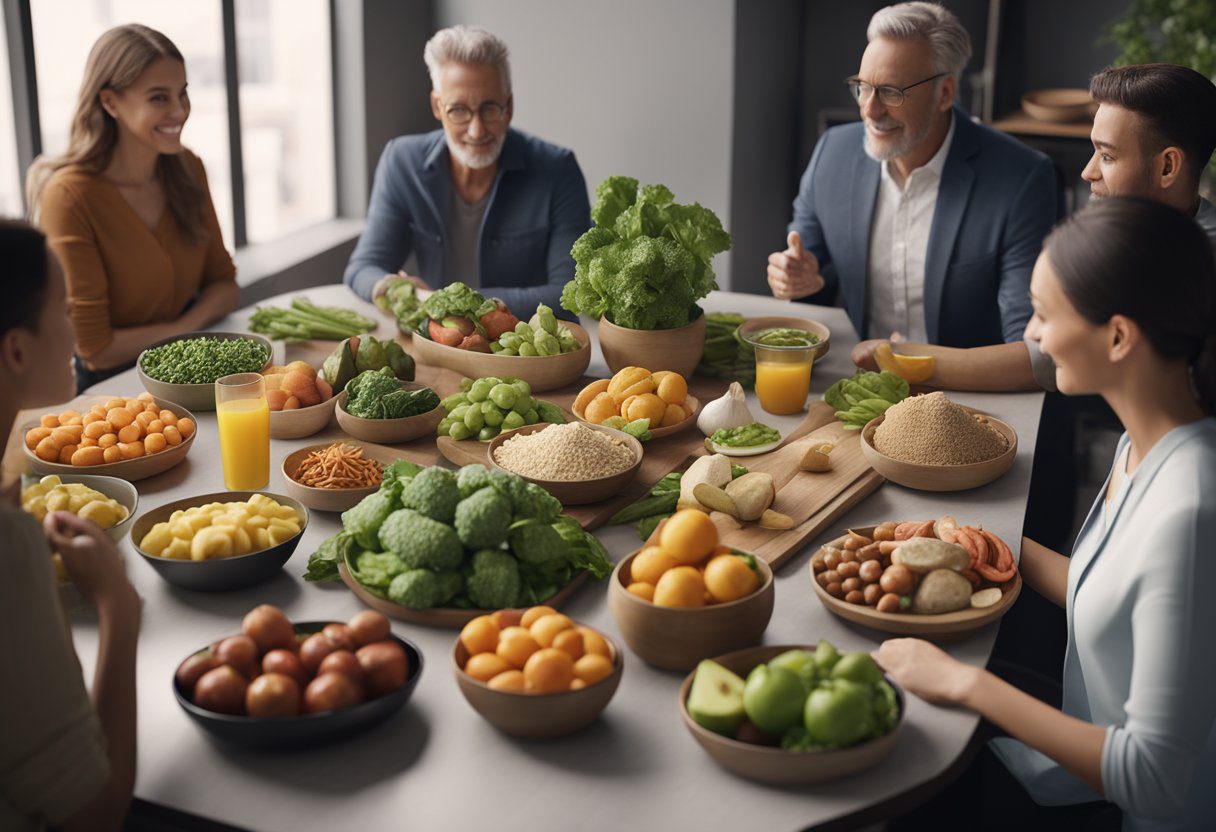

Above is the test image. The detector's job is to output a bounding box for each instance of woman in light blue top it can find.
[876,197,1216,830]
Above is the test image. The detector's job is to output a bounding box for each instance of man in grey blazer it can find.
[768,2,1057,348]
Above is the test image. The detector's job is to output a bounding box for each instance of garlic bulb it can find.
[698,382,755,437]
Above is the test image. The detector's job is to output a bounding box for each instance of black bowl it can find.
[131,491,309,592]
[174,622,423,749]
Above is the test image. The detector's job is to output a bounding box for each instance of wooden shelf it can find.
[989,110,1093,140]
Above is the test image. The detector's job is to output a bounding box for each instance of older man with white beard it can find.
[345,26,590,313]
[768,2,1057,348]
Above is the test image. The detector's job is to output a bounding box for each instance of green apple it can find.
[830,652,883,686]
[803,679,875,746]
[687,660,746,736]
[743,664,806,733]
[812,638,840,673]
[768,649,818,692]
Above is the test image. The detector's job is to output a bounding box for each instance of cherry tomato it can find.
[356,640,408,698]
[194,665,248,715]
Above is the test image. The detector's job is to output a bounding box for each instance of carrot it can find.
[895,521,930,541]
[914,520,936,539]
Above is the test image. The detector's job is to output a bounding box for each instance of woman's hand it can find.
[872,638,980,707]
[43,511,138,614]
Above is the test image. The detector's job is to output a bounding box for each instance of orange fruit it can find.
[551,628,584,661]
[652,566,706,608]
[626,582,655,602]
[487,670,526,692]
[629,546,679,584]
[573,379,610,415]
[703,554,760,603]
[464,652,513,682]
[654,372,688,405]
[529,613,573,647]
[460,615,500,656]
[523,648,574,693]
[573,653,614,686]
[578,626,611,658]
[659,509,719,564]
[497,626,540,669]
[520,605,556,628]
[874,342,936,384]
[570,679,587,691]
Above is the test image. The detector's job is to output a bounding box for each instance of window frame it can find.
[0,0,340,248]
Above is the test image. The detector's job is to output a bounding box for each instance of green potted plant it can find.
[1104,0,1216,191]
[561,176,731,377]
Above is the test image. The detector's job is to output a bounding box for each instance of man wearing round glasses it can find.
[345,25,590,313]
[768,1,1057,349]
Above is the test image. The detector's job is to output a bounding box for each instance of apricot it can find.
[177,418,196,438]
[654,372,688,405]
[147,419,164,435]
[551,628,584,661]
[459,615,500,657]
[573,653,614,686]
[486,670,526,692]
[529,614,573,648]
[659,509,719,565]
[652,566,706,608]
[629,546,678,585]
[496,626,540,669]
[703,554,760,603]
[523,648,573,694]
[626,581,655,602]
[519,605,557,628]
[661,403,687,427]
[577,626,611,659]
[464,652,513,683]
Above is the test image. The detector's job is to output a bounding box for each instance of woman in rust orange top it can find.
[27,24,237,392]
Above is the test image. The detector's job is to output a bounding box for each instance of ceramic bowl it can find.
[487,422,643,505]
[174,622,422,749]
[137,331,273,411]
[608,548,774,671]
[269,395,338,439]
[572,394,700,441]
[280,442,404,513]
[409,321,592,393]
[335,383,444,444]
[597,313,706,377]
[451,610,623,738]
[860,407,1017,492]
[1021,88,1094,123]
[23,473,140,543]
[131,491,309,592]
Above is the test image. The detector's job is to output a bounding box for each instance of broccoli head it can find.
[508,522,568,566]
[378,508,463,572]
[454,487,512,550]
[388,568,464,610]
[352,550,407,589]
[402,466,460,524]
[457,463,493,499]
[466,549,522,610]
[340,489,397,551]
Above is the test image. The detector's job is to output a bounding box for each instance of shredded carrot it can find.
[293,442,383,490]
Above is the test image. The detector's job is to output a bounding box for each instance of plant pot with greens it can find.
[561,176,731,377]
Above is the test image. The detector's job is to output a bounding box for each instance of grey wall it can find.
[433,0,737,287]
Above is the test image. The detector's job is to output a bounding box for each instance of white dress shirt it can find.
[990,418,1216,830]
[866,115,955,341]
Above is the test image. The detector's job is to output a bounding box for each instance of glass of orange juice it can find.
[752,346,814,415]
[216,373,270,490]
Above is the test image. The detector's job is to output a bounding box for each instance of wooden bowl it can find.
[174,622,423,749]
[678,644,904,784]
[137,332,273,411]
[1021,88,1094,123]
[451,610,623,739]
[338,553,591,630]
[21,397,198,482]
[860,406,1017,492]
[598,313,706,377]
[573,394,700,441]
[281,442,402,513]
[736,315,831,363]
[131,491,308,592]
[809,526,1021,641]
[487,423,642,505]
[409,321,592,393]
[608,549,774,671]
[270,395,338,439]
[335,382,444,444]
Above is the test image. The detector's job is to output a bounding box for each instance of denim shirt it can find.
[344,128,590,315]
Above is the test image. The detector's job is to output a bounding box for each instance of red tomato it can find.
[357,640,408,698]
[175,652,220,697]
[298,633,339,675]
[242,605,297,654]
[216,635,259,679]
[262,649,307,687]
[322,623,355,651]
[318,650,362,680]
[194,665,248,715]
[347,610,390,647]
[246,673,301,718]
[303,672,363,713]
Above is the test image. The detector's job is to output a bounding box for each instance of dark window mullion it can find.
[3,0,40,214]
[221,0,247,247]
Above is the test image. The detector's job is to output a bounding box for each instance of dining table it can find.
[4,284,1044,832]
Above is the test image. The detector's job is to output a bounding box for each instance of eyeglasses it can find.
[845,73,946,107]
[443,100,508,124]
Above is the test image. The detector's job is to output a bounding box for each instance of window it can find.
[236,0,334,243]
[0,15,22,216]
[13,0,336,248]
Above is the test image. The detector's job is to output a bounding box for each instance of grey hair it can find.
[867,2,972,78]
[423,25,512,95]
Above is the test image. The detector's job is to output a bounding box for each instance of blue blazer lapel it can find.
[418,134,451,234]
[849,153,880,337]
[924,110,978,343]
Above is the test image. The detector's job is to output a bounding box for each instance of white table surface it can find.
[61,285,1043,832]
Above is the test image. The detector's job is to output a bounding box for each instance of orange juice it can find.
[217,398,270,489]
[754,353,812,415]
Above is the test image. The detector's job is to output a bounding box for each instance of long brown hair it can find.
[26,24,204,242]
[1045,197,1216,414]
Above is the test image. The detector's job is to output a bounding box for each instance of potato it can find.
[893,538,970,574]
[724,472,775,521]
[692,483,737,516]
[911,569,973,614]
[71,445,105,467]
